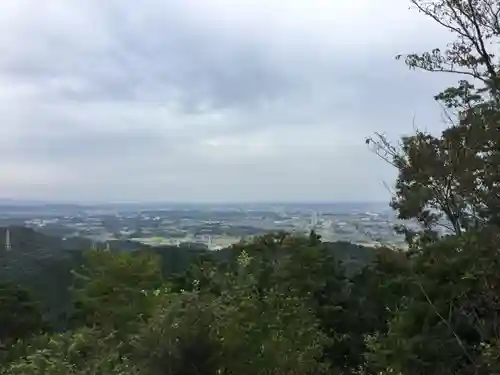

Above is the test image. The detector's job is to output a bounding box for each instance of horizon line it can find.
[0,198,390,206]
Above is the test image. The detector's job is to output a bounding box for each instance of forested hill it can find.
[0,226,91,326]
[0,226,376,276]
[0,225,90,253]
[0,226,88,288]
[0,226,375,327]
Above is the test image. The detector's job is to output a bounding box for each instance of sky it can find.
[0,0,456,203]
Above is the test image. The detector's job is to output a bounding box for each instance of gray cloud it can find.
[0,0,457,202]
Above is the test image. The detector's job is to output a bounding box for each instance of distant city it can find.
[0,201,412,250]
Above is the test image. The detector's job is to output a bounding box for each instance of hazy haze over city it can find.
[0,0,455,202]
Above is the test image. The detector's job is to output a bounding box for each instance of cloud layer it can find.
[0,0,455,202]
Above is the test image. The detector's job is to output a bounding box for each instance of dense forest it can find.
[1,0,500,373]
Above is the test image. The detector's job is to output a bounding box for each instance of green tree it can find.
[214,249,327,375]
[344,248,410,374]
[133,291,222,375]
[365,1,500,374]
[190,232,375,374]
[367,0,500,242]
[71,249,163,332]
[135,238,328,375]
[2,328,139,375]
[368,230,500,375]
[0,282,45,349]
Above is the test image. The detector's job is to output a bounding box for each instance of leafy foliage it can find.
[0,282,45,347]
[2,328,139,375]
[363,1,500,374]
[369,230,500,375]
[368,0,500,245]
[71,250,163,331]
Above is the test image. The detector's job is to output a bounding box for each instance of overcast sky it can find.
[0,0,456,203]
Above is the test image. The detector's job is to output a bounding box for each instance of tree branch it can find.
[418,281,477,368]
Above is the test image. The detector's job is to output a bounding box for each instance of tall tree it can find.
[364,1,500,373]
[367,0,500,243]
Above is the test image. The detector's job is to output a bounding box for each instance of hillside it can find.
[0,227,90,326]
[0,226,375,328]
